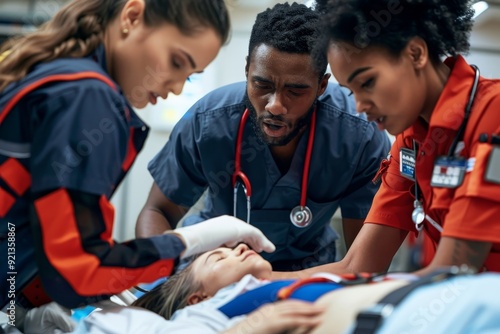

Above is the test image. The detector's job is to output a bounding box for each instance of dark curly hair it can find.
[247,2,327,78]
[314,0,330,14]
[316,0,474,63]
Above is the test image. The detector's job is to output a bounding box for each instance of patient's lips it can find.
[241,250,256,261]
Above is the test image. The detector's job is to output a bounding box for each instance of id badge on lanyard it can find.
[400,148,416,181]
[430,156,467,188]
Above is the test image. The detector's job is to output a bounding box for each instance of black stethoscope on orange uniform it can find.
[232,107,317,228]
[409,65,480,233]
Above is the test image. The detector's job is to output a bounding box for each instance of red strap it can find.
[372,158,390,184]
[21,276,52,307]
[121,127,137,172]
[0,186,15,217]
[98,195,115,246]
[0,158,31,196]
[34,188,175,296]
[277,277,331,300]
[340,272,373,280]
[0,72,117,124]
[278,272,389,300]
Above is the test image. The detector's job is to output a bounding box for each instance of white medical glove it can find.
[23,302,76,334]
[170,215,276,259]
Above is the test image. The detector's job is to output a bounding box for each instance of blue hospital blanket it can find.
[218,279,343,318]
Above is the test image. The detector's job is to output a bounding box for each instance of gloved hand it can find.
[169,215,276,259]
[23,302,76,334]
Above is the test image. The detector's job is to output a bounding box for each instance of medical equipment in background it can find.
[232,108,317,228]
[411,65,480,233]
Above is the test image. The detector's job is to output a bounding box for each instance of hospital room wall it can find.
[111,4,500,248]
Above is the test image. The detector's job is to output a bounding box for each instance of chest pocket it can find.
[428,187,455,212]
[250,209,291,259]
[250,198,339,265]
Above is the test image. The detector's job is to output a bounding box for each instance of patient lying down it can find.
[129,244,413,334]
[75,245,500,334]
[132,243,334,334]
[77,244,498,334]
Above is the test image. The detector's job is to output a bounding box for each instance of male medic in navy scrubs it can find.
[136,3,391,271]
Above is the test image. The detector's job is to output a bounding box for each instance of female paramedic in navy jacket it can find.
[0,0,274,311]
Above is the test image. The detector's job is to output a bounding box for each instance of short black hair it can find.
[248,2,327,77]
[317,0,474,63]
[314,0,330,14]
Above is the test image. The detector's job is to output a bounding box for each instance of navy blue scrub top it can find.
[149,82,391,270]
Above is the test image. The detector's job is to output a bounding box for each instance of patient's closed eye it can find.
[205,250,227,263]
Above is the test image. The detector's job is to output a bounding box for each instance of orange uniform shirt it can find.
[366,55,500,271]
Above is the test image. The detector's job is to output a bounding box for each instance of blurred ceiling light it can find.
[473,1,489,19]
[301,1,488,19]
[304,0,315,8]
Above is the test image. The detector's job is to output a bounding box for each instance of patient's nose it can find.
[234,243,249,255]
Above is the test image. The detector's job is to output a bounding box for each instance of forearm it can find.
[33,234,181,309]
[342,218,364,251]
[136,207,174,238]
[413,236,492,277]
[272,224,406,279]
[136,183,188,238]
[31,188,183,308]
[272,261,351,280]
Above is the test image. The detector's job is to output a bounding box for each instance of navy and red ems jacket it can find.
[0,45,184,309]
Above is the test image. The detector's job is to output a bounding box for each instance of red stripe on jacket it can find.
[34,188,174,296]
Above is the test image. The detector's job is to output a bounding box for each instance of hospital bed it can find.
[70,272,500,334]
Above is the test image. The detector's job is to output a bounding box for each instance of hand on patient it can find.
[23,302,76,334]
[223,300,325,334]
[169,215,276,258]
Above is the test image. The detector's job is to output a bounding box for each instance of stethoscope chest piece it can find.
[412,200,425,231]
[290,205,313,228]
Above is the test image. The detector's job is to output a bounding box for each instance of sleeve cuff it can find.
[148,234,186,261]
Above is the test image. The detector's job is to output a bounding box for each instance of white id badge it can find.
[430,156,466,188]
[400,148,416,181]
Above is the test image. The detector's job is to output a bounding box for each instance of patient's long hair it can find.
[132,260,201,320]
[0,0,230,92]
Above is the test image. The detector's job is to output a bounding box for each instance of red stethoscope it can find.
[232,107,317,228]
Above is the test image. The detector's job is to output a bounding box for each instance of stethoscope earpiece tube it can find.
[233,108,316,228]
[290,110,317,228]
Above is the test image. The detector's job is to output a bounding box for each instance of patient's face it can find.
[192,244,272,296]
